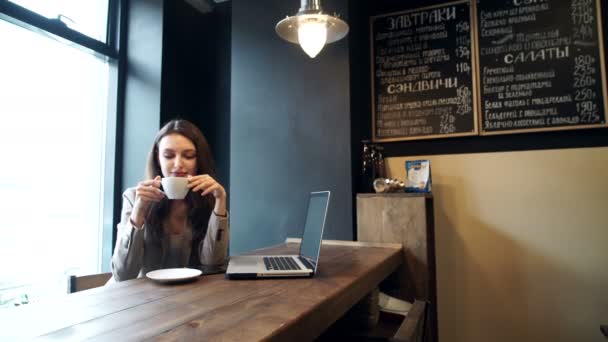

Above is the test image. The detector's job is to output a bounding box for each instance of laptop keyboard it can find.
[263,256,302,271]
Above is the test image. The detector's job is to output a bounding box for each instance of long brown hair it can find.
[145,119,216,266]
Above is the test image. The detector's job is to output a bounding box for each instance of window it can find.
[8,0,109,41]
[0,1,118,307]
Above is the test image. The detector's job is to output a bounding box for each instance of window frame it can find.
[0,0,119,58]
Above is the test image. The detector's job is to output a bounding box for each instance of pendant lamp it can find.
[275,0,349,58]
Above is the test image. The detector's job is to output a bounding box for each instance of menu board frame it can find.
[370,0,480,142]
[476,0,608,135]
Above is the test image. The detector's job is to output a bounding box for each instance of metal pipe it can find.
[300,0,321,12]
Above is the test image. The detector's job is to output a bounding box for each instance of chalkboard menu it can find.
[477,0,608,134]
[371,1,478,142]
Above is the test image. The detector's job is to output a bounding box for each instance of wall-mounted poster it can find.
[477,0,608,135]
[371,1,478,142]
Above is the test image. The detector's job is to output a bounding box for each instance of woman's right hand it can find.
[130,176,165,228]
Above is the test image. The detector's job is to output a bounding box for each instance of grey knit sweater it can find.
[110,187,229,282]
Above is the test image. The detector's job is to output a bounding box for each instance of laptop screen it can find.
[299,191,330,271]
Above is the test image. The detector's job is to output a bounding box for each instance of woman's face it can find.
[157,133,197,177]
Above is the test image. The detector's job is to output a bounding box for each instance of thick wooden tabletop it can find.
[0,241,402,341]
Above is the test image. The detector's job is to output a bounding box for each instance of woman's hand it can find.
[188,175,227,216]
[131,176,164,228]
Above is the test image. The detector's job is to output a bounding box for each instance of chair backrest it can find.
[67,272,112,294]
[391,300,427,342]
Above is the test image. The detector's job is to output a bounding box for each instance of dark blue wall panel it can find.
[230,0,352,254]
[161,1,231,191]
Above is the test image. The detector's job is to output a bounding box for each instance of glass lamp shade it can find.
[297,16,327,58]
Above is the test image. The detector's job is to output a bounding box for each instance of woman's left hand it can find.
[187,174,226,200]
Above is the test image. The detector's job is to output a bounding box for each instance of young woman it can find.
[110,119,228,281]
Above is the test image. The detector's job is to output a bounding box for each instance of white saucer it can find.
[146,268,202,283]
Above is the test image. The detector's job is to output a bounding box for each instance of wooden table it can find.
[0,240,402,341]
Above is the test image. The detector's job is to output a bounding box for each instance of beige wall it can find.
[386,147,608,342]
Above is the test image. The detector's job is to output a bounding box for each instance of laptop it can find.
[226,191,330,279]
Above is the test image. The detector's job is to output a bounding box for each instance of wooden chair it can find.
[67,272,112,294]
[390,300,427,342]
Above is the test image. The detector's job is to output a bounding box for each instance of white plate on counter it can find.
[146,268,202,283]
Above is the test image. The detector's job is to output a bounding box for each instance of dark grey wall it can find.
[230,0,352,254]
[113,0,165,264]
[161,1,231,189]
[122,0,164,189]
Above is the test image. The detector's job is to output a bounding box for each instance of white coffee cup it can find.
[161,177,189,200]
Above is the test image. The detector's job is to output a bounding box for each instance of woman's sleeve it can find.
[199,212,230,266]
[111,188,146,281]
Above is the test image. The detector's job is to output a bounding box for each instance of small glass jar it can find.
[373,178,405,193]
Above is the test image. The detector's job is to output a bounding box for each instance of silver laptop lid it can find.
[298,191,330,274]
